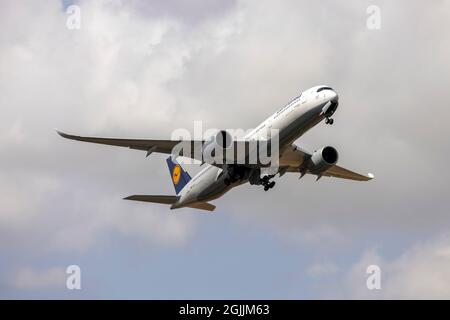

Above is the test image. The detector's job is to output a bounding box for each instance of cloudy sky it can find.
[1,0,450,299]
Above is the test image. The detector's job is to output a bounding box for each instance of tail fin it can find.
[166,157,192,194]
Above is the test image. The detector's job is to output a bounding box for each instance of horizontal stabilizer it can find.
[124,195,178,204]
[186,202,216,211]
[124,195,216,212]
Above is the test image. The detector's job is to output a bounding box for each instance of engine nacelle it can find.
[215,130,233,149]
[202,130,234,163]
[307,146,338,174]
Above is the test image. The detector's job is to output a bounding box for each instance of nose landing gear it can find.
[325,117,334,125]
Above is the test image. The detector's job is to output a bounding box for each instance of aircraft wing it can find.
[57,130,250,166]
[284,146,374,181]
[321,165,374,181]
[57,131,373,181]
[57,130,201,157]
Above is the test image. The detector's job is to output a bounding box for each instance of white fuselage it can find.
[172,86,338,209]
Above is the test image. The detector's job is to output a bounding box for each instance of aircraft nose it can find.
[330,90,338,103]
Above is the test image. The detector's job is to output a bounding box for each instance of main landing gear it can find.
[261,175,276,191]
[325,117,334,125]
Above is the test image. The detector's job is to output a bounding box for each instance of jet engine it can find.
[202,130,233,164]
[307,146,338,174]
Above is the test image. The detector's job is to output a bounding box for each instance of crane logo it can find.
[172,165,181,185]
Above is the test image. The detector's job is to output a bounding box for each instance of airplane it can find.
[57,85,374,212]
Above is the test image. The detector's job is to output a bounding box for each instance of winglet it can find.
[55,129,70,139]
[368,173,375,180]
[55,130,86,142]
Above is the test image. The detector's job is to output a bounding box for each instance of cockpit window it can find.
[317,87,333,92]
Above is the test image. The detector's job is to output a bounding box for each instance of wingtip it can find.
[55,129,77,140]
[55,129,66,138]
[368,173,375,179]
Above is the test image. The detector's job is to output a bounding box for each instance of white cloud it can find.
[3,0,449,255]
[0,0,242,253]
[307,262,338,278]
[340,235,450,299]
[1,0,450,298]
[10,267,66,291]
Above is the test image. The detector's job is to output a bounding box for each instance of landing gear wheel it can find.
[325,118,334,125]
[261,174,276,191]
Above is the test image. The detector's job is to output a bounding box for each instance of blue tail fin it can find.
[166,157,192,194]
